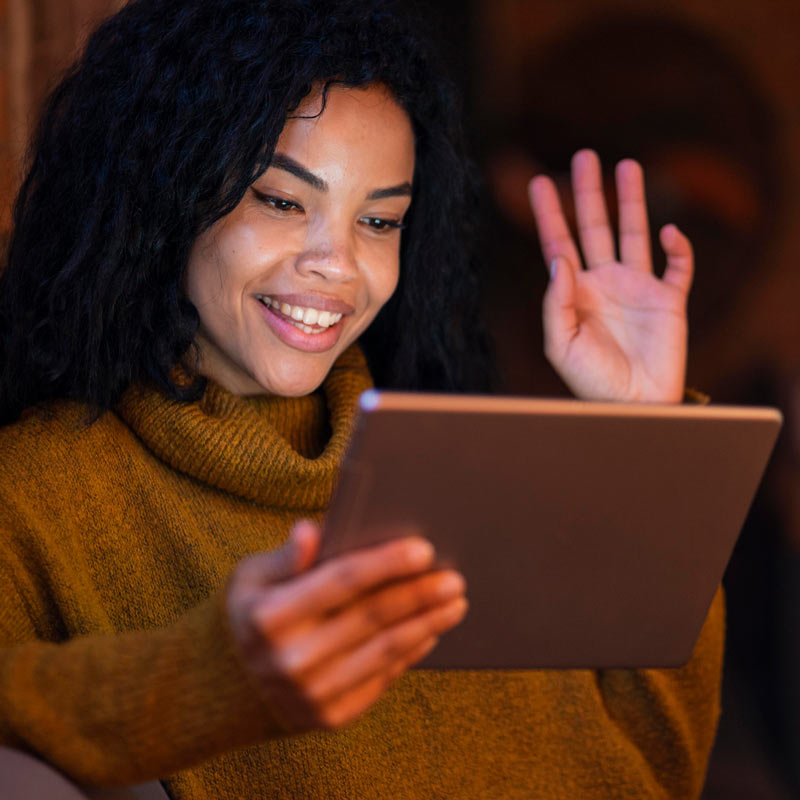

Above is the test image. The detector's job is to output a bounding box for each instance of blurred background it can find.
[1,0,799,796]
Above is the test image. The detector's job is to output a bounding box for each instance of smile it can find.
[256,295,344,335]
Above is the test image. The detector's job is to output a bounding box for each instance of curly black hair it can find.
[0,0,490,425]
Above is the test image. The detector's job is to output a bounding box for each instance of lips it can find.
[256,295,343,333]
[255,294,349,353]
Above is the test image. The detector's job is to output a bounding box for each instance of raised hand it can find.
[227,520,467,731]
[528,149,693,403]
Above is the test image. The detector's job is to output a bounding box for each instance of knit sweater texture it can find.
[0,345,724,798]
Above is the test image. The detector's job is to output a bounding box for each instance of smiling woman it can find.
[186,85,415,397]
[0,0,723,798]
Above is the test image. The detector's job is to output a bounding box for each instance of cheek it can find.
[213,223,263,273]
[185,238,221,308]
[370,248,401,308]
[186,226,265,310]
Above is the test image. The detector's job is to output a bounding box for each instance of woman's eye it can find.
[252,190,302,213]
[272,199,295,211]
[360,216,405,232]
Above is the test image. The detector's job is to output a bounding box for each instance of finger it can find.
[528,175,582,270]
[282,569,465,673]
[235,519,321,587]
[315,636,439,729]
[542,255,579,366]
[616,159,652,272]
[254,536,436,633]
[659,224,694,293]
[305,597,467,705]
[288,520,321,572]
[571,149,616,268]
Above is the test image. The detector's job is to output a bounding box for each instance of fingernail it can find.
[438,571,466,598]
[447,597,469,623]
[550,257,559,279]
[406,539,435,567]
[292,519,315,536]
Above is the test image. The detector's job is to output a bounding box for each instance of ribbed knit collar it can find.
[116,345,373,510]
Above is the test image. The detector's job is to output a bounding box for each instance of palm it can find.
[529,150,693,403]
[558,262,688,401]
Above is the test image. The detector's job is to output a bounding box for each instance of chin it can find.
[255,365,328,398]
[274,383,323,398]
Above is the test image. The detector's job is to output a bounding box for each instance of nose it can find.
[294,226,358,283]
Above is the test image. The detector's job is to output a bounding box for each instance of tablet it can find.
[320,391,782,669]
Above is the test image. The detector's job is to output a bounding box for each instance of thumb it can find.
[236,519,321,587]
[283,519,321,574]
[542,255,579,364]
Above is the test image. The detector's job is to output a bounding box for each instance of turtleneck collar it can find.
[116,345,373,511]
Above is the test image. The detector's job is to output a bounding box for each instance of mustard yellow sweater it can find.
[0,346,724,798]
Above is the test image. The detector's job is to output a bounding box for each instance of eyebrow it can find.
[269,152,412,200]
[367,183,413,200]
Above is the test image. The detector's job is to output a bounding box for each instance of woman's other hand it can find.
[226,520,467,732]
[529,149,693,403]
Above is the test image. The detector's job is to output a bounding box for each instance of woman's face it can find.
[185,84,415,396]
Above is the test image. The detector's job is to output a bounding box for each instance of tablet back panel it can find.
[321,393,781,668]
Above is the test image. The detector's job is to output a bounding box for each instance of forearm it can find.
[0,592,282,787]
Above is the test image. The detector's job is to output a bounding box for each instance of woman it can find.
[0,0,721,797]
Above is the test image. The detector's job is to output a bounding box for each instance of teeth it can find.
[289,320,326,335]
[257,296,343,330]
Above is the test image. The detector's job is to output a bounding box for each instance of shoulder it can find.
[0,400,135,483]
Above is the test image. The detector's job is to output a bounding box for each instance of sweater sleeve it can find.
[590,588,725,798]
[0,547,284,787]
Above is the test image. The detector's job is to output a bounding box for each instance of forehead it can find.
[275,84,415,184]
